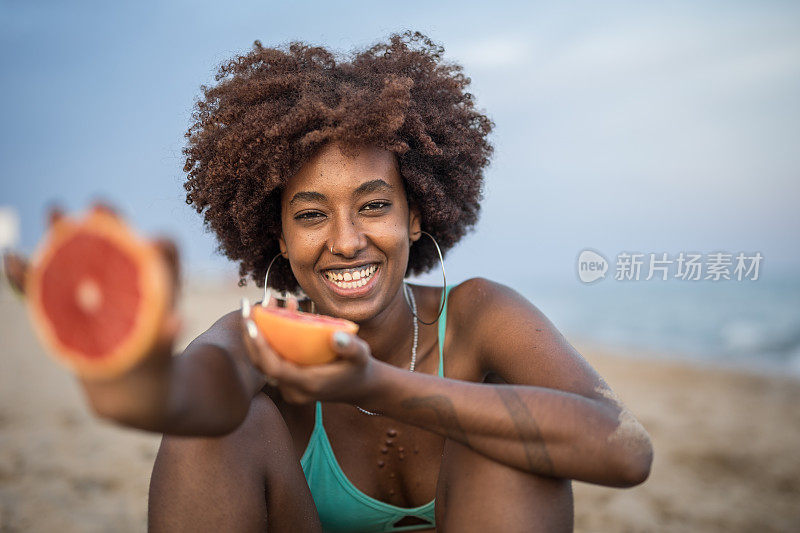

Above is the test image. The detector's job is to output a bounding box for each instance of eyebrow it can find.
[354,179,394,195]
[288,179,394,205]
[288,191,326,205]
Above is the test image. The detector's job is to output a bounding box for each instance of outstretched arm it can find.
[6,249,265,436]
[81,309,265,435]
[4,208,269,437]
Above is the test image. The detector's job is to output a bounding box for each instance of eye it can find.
[295,210,324,220]
[361,201,391,212]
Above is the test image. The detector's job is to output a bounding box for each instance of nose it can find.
[328,213,367,258]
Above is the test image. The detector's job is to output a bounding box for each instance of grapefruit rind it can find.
[251,305,359,365]
[26,208,171,381]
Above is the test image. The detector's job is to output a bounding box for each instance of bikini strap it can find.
[314,400,323,427]
[437,285,453,378]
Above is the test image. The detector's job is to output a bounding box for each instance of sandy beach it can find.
[1,280,799,532]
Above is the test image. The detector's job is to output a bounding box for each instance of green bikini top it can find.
[300,284,452,533]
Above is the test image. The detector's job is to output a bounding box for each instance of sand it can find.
[1,280,799,532]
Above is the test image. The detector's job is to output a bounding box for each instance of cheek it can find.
[372,219,410,249]
[285,233,319,268]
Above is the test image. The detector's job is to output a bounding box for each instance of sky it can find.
[2,0,799,288]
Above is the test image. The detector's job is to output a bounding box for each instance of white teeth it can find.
[325,264,378,288]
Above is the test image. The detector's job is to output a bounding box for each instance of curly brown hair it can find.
[183,30,494,292]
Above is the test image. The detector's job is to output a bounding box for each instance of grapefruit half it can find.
[250,305,359,365]
[26,206,171,380]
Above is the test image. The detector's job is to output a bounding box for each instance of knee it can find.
[149,395,319,532]
[148,395,289,532]
[436,439,573,532]
[153,394,287,480]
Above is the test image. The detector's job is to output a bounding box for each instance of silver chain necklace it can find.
[354,283,418,416]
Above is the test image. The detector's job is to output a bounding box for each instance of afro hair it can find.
[183,30,494,291]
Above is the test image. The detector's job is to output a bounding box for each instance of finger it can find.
[240,318,269,377]
[240,297,264,371]
[330,331,369,362]
[240,298,284,380]
[285,294,299,311]
[3,251,29,296]
[266,289,278,308]
[245,317,296,383]
[90,201,122,220]
[243,297,312,393]
[47,205,66,227]
[153,237,181,291]
[260,288,279,308]
[244,315,310,388]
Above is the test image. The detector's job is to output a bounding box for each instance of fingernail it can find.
[333,331,351,348]
[241,297,251,319]
[246,320,258,339]
[265,287,279,306]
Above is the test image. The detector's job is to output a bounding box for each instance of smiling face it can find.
[278,141,421,323]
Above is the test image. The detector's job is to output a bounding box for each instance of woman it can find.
[7,31,653,532]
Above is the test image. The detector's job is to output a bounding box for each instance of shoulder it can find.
[447,276,520,302]
[445,276,541,333]
[445,277,561,374]
[427,279,619,400]
[444,277,522,349]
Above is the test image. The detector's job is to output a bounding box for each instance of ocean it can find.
[517,273,800,378]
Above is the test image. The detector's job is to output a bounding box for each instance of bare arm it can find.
[358,364,648,487]
[4,212,268,437]
[5,259,264,436]
[81,310,268,436]
[354,278,653,487]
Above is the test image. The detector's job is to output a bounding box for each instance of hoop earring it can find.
[402,231,446,326]
[263,252,316,313]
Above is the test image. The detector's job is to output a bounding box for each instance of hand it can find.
[3,250,28,296]
[2,202,186,428]
[240,294,377,405]
[4,203,183,381]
